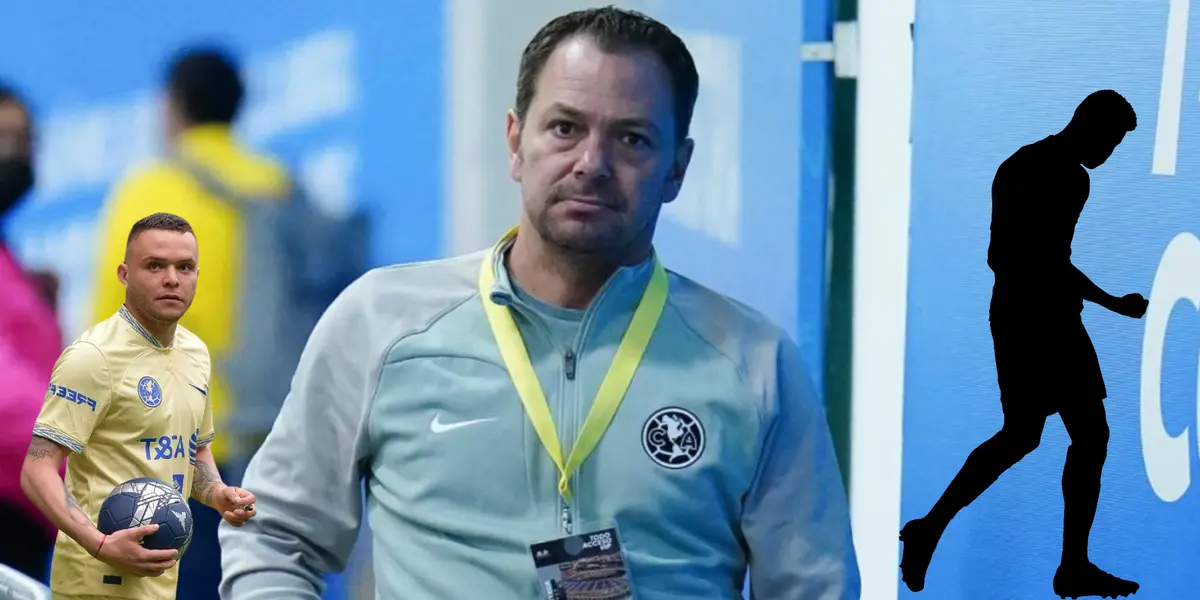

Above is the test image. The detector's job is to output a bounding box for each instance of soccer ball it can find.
[97,477,193,555]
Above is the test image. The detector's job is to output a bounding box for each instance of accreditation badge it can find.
[530,527,635,599]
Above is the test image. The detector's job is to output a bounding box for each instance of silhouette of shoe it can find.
[1053,562,1139,599]
[899,518,942,592]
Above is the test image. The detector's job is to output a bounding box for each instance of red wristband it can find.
[94,534,107,558]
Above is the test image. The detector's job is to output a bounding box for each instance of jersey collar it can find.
[119,305,172,349]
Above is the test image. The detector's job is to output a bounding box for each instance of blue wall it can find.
[904,1,1200,598]
[0,0,444,340]
[1,0,829,380]
[0,2,444,598]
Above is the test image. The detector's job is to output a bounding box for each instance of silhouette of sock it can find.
[926,419,1044,529]
[1059,399,1109,567]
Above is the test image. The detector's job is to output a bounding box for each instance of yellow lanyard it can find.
[478,228,668,502]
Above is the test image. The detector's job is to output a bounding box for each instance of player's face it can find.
[506,36,693,256]
[119,230,200,324]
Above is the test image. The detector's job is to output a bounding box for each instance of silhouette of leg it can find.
[1052,398,1137,598]
[928,410,1045,528]
[1059,398,1108,566]
[900,407,1046,592]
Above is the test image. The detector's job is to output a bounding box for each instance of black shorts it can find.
[990,313,1107,417]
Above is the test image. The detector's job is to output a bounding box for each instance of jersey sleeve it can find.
[33,342,113,454]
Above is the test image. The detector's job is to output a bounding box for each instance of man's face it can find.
[1080,127,1127,170]
[0,100,31,159]
[0,100,34,215]
[119,229,200,324]
[507,36,693,256]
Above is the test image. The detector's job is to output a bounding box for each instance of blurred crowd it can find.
[0,45,366,600]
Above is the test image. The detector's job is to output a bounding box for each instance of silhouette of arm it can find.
[1072,263,1116,309]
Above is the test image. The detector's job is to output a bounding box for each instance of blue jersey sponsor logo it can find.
[47,383,97,412]
[138,376,162,408]
[172,473,185,494]
[140,434,188,461]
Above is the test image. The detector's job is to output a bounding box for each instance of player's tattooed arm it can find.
[192,458,224,507]
[27,438,92,526]
[62,480,92,527]
[26,437,59,461]
[21,435,105,556]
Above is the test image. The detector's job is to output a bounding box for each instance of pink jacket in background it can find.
[0,243,63,539]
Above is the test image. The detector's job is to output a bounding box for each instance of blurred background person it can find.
[0,81,64,583]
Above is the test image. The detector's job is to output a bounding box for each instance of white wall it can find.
[849,0,915,598]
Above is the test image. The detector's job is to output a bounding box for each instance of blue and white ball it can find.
[97,477,193,554]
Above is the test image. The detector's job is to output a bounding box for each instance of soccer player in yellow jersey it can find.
[20,212,256,600]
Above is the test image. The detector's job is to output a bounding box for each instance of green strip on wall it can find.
[825,0,858,493]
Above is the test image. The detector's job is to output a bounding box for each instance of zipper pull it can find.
[564,349,576,381]
[561,504,573,534]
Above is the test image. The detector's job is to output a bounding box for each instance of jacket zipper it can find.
[559,280,625,537]
[562,346,580,534]
[508,273,631,537]
[564,349,576,381]
[561,345,576,535]
[506,303,572,536]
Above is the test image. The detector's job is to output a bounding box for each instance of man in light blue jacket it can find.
[219,6,859,599]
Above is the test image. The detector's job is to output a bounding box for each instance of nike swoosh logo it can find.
[430,414,495,434]
[189,384,207,396]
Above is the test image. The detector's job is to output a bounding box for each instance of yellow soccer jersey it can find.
[33,305,214,600]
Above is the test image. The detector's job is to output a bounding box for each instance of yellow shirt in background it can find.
[34,306,214,600]
[90,125,291,463]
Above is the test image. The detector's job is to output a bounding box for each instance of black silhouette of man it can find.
[900,90,1147,599]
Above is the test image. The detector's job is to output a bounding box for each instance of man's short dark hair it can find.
[127,212,195,247]
[515,6,699,144]
[1073,89,1137,133]
[165,47,244,126]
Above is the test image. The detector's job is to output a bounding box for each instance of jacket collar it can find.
[177,123,235,149]
[485,226,658,319]
[172,124,237,165]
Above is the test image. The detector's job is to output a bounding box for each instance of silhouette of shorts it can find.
[990,313,1107,416]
